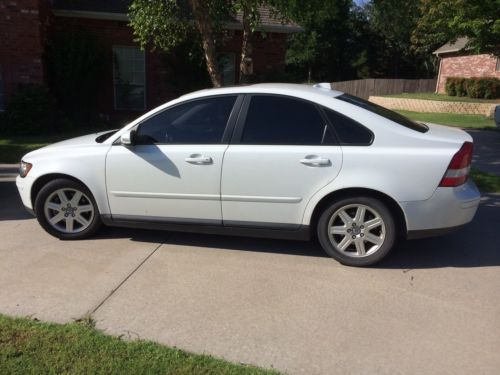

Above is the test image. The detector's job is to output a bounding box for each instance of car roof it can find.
[180,83,344,100]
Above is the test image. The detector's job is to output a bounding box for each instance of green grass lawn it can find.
[471,170,500,193]
[0,130,103,163]
[395,110,496,129]
[0,314,279,375]
[385,92,500,103]
[0,136,58,163]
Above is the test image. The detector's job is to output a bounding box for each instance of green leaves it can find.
[412,0,500,56]
[128,0,190,52]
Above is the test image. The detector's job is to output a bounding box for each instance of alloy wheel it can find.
[43,188,95,234]
[327,204,386,257]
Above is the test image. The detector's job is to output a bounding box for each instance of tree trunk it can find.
[188,0,222,87]
[239,4,254,84]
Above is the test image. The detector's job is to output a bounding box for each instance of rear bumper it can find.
[401,179,480,238]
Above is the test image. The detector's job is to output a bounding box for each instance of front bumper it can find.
[16,175,35,210]
[401,179,480,239]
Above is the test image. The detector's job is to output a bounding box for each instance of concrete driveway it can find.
[0,165,499,374]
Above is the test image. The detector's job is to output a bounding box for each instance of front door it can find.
[106,95,239,224]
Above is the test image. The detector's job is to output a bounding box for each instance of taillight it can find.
[439,142,473,187]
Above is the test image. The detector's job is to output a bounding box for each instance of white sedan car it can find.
[16,83,480,266]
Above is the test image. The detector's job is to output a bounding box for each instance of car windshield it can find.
[336,94,429,133]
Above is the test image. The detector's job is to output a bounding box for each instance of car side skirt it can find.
[406,225,466,240]
[101,215,311,241]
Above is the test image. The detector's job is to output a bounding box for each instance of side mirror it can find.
[121,129,136,146]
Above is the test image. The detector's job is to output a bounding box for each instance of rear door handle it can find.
[300,156,331,166]
[185,155,213,165]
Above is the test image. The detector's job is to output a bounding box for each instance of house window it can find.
[113,46,145,110]
[0,65,4,111]
[218,53,235,86]
[496,57,500,72]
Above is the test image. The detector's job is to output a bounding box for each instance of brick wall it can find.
[218,30,286,80]
[437,54,500,93]
[369,96,497,117]
[0,0,48,101]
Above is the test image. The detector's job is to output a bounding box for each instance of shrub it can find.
[455,78,467,97]
[2,84,70,135]
[482,78,500,99]
[446,77,500,99]
[465,79,480,98]
[445,78,457,96]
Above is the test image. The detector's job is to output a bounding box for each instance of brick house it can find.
[433,37,500,94]
[0,0,299,119]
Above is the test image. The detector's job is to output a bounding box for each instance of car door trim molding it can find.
[221,195,302,203]
[110,191,302,203]
[110,191,220,201]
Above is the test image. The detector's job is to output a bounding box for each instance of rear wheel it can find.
[317,196,396,266]
[34,178,102,240]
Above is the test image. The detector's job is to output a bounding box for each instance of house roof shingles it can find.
[433,37,469,56]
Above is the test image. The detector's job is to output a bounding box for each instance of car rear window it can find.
[336,94,429,133]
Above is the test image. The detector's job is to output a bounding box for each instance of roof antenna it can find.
[313,82,332,90]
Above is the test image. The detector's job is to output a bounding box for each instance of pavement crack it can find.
[87,238,167,317]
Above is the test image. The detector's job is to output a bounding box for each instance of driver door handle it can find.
[185,155,213,165]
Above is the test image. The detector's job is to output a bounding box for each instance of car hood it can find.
[45,130,117,149]
[22,130,116,160]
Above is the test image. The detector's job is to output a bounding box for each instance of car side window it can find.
[323,107,373,145]
[135,96,237,144]
[240,95,334,145]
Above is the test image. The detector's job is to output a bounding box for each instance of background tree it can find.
[412,0,500,57]
[271,0,366,82]
[363,0,436,78]
[233,0,264,83]
[129,0,231,87]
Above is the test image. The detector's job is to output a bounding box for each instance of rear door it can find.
[221,95,343,228]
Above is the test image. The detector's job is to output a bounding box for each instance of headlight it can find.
[19,161,33,178]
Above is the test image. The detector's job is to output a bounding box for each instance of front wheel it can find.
[317,197,396,266]
[34,178,102,240]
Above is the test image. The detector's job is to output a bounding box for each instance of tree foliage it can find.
[129,0,232,86]
[270,0,367,82]
[412,0,500,56]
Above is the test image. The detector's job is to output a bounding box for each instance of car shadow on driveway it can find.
[97,194,500,269]
[378,194,500,269]
[0,180,33,221]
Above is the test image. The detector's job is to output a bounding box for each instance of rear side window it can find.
[337,94,429,133]
[323,108,373,145]
[241,95,334,145]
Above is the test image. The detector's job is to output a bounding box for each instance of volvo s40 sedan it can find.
[16,83,480,266]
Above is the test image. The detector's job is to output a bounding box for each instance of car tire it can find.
[317,196,396,266]
[34,178,102,240]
